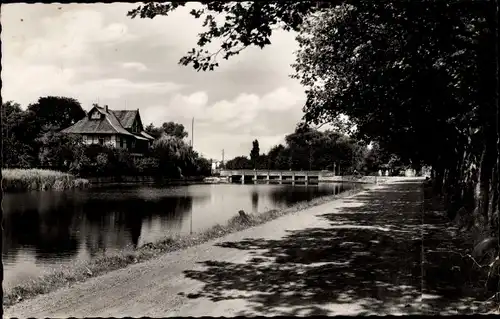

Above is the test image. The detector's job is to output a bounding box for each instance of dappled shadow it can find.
[179,180,493,315]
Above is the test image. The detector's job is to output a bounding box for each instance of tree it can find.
[152,134,189,178]
[127,1,329,72]
[225,156,252,170]
[162,121,189,139]
[145,123,164,139]
[145,122,189,140]
[267,144,286,170]
[28,96,86,132]
[36,131,85,171]
[250,139,260,169]
[128,2,500,238]
[1,101,35,168]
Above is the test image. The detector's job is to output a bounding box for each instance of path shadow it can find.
[179,181,492,316]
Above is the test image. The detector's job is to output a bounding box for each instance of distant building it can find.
[61,105,155,156]
[211,160,223,174]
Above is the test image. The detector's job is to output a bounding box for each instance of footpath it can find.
[5,177,492,317]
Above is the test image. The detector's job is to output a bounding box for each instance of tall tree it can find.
[145,123,164,139]
[162,121,189,139]
[1,101,35,167]
[250,139,260,169]
[28,96,86,132]
[128,1,500,236]
[145,122,189,140]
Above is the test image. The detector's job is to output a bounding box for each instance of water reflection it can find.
[251,190,259,213]
[2,182,353,290]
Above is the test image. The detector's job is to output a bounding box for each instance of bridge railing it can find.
[219,170,336,177]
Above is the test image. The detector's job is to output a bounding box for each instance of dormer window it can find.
[90,111,101,120]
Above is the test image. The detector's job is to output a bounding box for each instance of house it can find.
[61,105,155,155]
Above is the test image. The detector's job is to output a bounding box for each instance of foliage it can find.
[146,121,189,140]
[2,98,210,180]
[145,123,164,139]
[132,1,500,240]
[2,101,36,167]
[152,134,210,178]
[127,1,327,72]
[250,139,260,169]
[162,121,189,139]
[290,1,499,237]
[225,156,253,170]
[36,130,85,171]
[28,96,86,132]
[2,169,89,192]
[134,157,160,176]
[223,123,395,174]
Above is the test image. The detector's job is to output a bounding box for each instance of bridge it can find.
[218,169,374,185]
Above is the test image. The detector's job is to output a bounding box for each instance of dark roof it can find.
[111,110,138,129]
[140,131,155,140]
[61,106,135,136]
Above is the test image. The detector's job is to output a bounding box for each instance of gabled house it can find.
[61,105,155,155]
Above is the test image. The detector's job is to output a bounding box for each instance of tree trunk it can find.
[476,127,496,232]
[490,162,499,231]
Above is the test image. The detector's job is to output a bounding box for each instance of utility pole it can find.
[222,149,225,168]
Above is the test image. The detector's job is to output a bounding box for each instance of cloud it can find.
[1,3,306,159]
[140,86,305,159]
[121,62,148,72]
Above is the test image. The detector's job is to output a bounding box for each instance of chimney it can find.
[105,105,108,112]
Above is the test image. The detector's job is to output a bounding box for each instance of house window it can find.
[105,136,110,144]
[98,137,104,145]
[91,111,101,120]
[119,137,124,148]
[82,135,87,143]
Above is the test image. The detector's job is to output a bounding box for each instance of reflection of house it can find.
[61,105,155,155]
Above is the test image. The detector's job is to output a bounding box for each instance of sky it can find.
[1,3,311,161]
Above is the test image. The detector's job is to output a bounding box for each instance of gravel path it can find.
[7,177,455,317]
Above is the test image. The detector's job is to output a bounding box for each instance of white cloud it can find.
[1,3,306,159]
[121,62,148,72]
[1,62,182,107]
[140,86,305,158]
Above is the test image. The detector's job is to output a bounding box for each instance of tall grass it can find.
[2,169,90,192]
[3,183,368,308]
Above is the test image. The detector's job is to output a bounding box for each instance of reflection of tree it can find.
[251,190,259,213]
[81,194,199,250]
[2,187,83,262]
[2,209,40,258]
[3,186,209,267]
[153,196,194,233]
[268,183,353,207]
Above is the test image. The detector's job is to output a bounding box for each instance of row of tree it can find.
[224,122,403,175]
[1,96,211,178]
[127,1,500,238]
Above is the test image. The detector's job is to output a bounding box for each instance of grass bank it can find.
[3,183,371,308]
[2,169,90,192]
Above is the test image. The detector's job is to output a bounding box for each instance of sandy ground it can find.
[7,177,471,317]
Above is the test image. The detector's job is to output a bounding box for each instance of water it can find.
[2,182,353,289]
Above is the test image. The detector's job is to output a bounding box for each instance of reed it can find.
[2,169,90,192]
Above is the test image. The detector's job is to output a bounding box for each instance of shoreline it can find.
[3,183,372,309]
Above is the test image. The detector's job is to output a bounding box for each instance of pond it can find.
[2,182,354,290]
